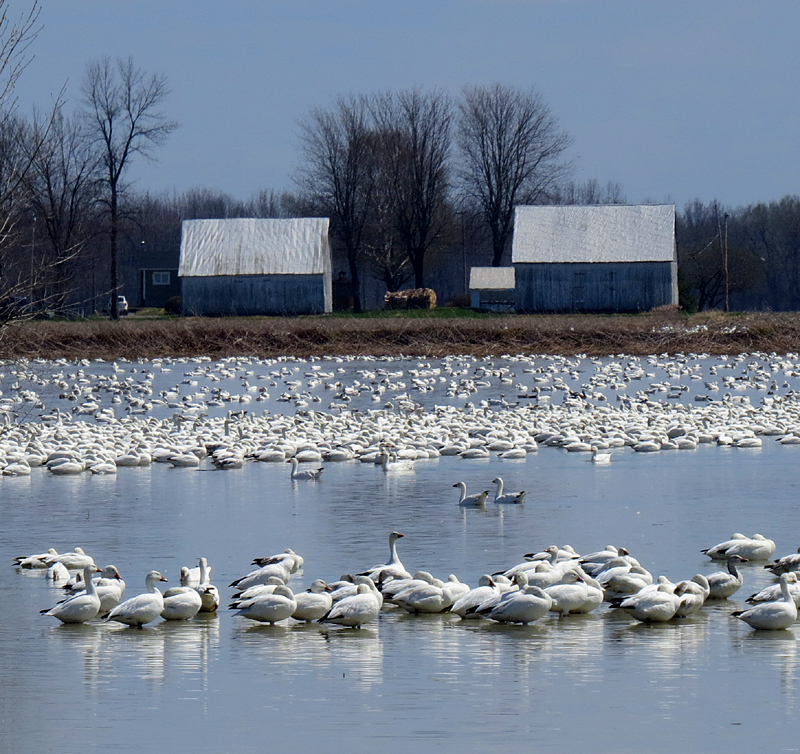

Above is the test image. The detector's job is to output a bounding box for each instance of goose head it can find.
[306,580,331,593]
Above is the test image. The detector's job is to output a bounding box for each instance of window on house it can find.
[152,271,171,285]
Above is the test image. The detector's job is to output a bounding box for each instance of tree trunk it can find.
[411,250,424,289]
[110,185,119,320]
[347,249,362,313]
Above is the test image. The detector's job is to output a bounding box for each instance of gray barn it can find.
[179,218,332,316]
[512,205,677,313]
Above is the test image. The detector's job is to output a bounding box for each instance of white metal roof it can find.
[469,267,515,290]
[179,218,330,277]
[512,205,675,264]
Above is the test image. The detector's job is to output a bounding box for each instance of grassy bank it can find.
[1,310,798,360]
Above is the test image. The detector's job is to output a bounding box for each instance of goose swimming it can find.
[491,477,526,504]
[287,457,322,480]
[453,482,489,507]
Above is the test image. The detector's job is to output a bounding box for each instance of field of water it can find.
[2,353,800,753]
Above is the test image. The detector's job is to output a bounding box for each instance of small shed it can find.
[512,205,677,313]
[139,268,180,308]
[469,267,516,311]
[179,218,332,316]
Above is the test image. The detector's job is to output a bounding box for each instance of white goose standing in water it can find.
[361,532,411,583]
[106,570,168,627]
[734,572,798,630]
[41,565,102,624]
[195,557,220,612]
[706,555,747,599]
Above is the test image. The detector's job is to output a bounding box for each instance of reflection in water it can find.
[230,618,384,691]
[733,628,798,710]
[45,615,221,693]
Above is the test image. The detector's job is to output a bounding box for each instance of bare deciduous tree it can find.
[18,109,100,309]
[296,96,376,313]
[373,88,452,289]
[81,56,177,319]
[457,83,571,267]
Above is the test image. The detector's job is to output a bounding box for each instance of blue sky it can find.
[10,0,800,210]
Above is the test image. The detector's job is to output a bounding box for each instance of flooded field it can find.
[2,353,800,753]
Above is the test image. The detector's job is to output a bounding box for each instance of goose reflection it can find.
[321,627,383,689]
[231,622,333,673]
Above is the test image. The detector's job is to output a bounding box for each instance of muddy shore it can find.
[0,311,797,360]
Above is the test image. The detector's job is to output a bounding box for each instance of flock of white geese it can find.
[7,351,800,632]
[2,351,800,477]
[14,530,800,631]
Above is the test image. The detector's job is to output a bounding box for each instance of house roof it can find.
[512,205,675,264]
[179,218,330,277]
[469,267,515,290]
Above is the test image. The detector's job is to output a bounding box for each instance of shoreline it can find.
[1,311,799,360]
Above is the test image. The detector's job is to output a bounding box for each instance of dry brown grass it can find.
[1,312,800,359]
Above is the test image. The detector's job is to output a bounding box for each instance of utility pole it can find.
[724,212,730,312]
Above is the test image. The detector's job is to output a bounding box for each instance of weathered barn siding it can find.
[182,274,329,316]
[515,261,676,313]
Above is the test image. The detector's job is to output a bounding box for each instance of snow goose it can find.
[478,584,553,625]
[292,580,333,622]
[590,446,612,464]
[701,533,749,560]
[545,571,590,615]
[620,584,681,623]
[320,583,381,628]
[195,557,220,612]
[726,534,776,561]
[451,575,500,618]
[251,549,304,573]
[765,548,800,576]
[491,477,526,504]
[380,451,415,472]
[41,565,102,624]
[65,565,126,614]
[13,548,59,569]
[229,576,287,607]
[361,532,411,584]
[161,587,203,620]
[46,561,71,582]
[287,457,322,480]
[707,555,747,599]
[733,573,798,630]
[233,585,297,625]
[106,570,168,627]
[229,561,292,592]
[44,547,96,571]
[393,579,449,614]
[382,572,436,602]
[453,481,489,507]
[745,579,800,607]
[674,575,709,617]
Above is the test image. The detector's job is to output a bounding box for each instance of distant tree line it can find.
[0,5,795,318]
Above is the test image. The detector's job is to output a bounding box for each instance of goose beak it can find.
[160,576,168,582]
